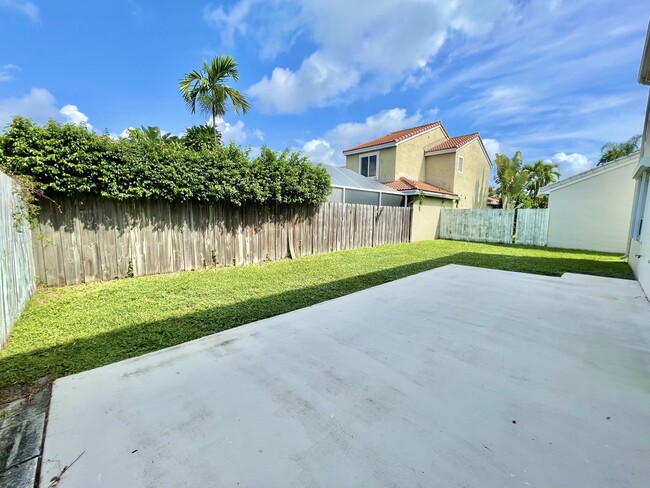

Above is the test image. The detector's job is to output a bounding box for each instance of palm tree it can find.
[598,134,641,165]
[179,56,250,144]
[494,151,529,209]
[523,160,560,199]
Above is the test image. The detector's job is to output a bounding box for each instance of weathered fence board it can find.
[33,199,411,287]
[440,208,515,244]
[0,172,36,349]
[440,208,550,246]
[515,209,550,246]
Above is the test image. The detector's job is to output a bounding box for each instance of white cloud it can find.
[252,129,264,141]
[483,138,501,161]
[301,139,336,166]
[301,107,423,165]
[0,88,93,130]
[203,0,253,45]
[0,64,20,82]
[217,119,247,145]
[0,0,39,21]
[204,0,303,60]
[119,127,134,138]
[210,0,511,113]
[0,88,58,127]
[545,152,593,177]
[248,52,361,113]
[60,104,92,129]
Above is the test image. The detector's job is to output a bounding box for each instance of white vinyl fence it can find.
[439,209,515,243]
[440,208,549,246]
[515,209,549,246]
[0,171,36,349]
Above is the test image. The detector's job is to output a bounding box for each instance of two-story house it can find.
[343,122,492,240]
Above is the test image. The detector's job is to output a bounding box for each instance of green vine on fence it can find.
[0,116,331,211]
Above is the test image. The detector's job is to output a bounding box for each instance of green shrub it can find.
[0,116,331,206]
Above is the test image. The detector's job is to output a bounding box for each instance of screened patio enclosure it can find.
[324,165,405,207]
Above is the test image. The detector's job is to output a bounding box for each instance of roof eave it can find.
[539,152,640,194]
[633,156,650,179]
[424,147,458,156]
[425,135,493,168]
[342,141,397,156]
[398,189,458,200]
[638,20,650,85]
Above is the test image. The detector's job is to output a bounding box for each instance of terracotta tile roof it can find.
[343,122,444,153]
[425,132,479,153]
[487,197,500,205]
[384,177,457,196]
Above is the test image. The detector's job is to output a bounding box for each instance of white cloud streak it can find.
[0,64,20,82]
[0,0,39,21]
[207,0,511,113]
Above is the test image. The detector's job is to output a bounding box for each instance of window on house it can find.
[457,156,464,173]
[360,154,378,178]
[632,172,649,240]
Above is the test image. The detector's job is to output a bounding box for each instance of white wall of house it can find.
[628,169,650,294]
[628,91,650,295]
[543,154,638,253]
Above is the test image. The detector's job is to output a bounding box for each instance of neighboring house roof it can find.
[323,165,403,195]
[425,133,479,152]
[424,132,493,166]
[385,177,458,200]
[487,197,500,206]
[342,122,449,154]
[539,152,640,194]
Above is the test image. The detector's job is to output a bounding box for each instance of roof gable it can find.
[424,132,493,167]
[342,122,448,154]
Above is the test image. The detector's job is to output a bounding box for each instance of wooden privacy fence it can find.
[440,208,549,246]
[0,172,36,349]
[33,199,411,287]
[440,209,515,243]
[514,209,550,246]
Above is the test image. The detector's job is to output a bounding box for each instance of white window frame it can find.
[358,152,380,179]
[632,171,649,241]
[457,155,464,173]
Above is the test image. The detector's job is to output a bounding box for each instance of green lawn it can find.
[0,240,633,392]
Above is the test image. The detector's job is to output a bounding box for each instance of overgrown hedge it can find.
[0,117,331,206]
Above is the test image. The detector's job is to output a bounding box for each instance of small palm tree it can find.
[598,135,641,165]
[523,160,560,199]
[179,56,250,144]
[495,151,529,209]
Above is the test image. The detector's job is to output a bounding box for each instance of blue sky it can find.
[0,0,648,177]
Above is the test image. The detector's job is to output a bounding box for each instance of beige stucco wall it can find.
[410,196,455,241]
[454,140,490,209]
[395,127,447,181]
[345,147,397,183]
[425,153,455,193]
[546,160,637,253]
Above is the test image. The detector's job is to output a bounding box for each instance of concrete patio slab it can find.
[40,265,650,487]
